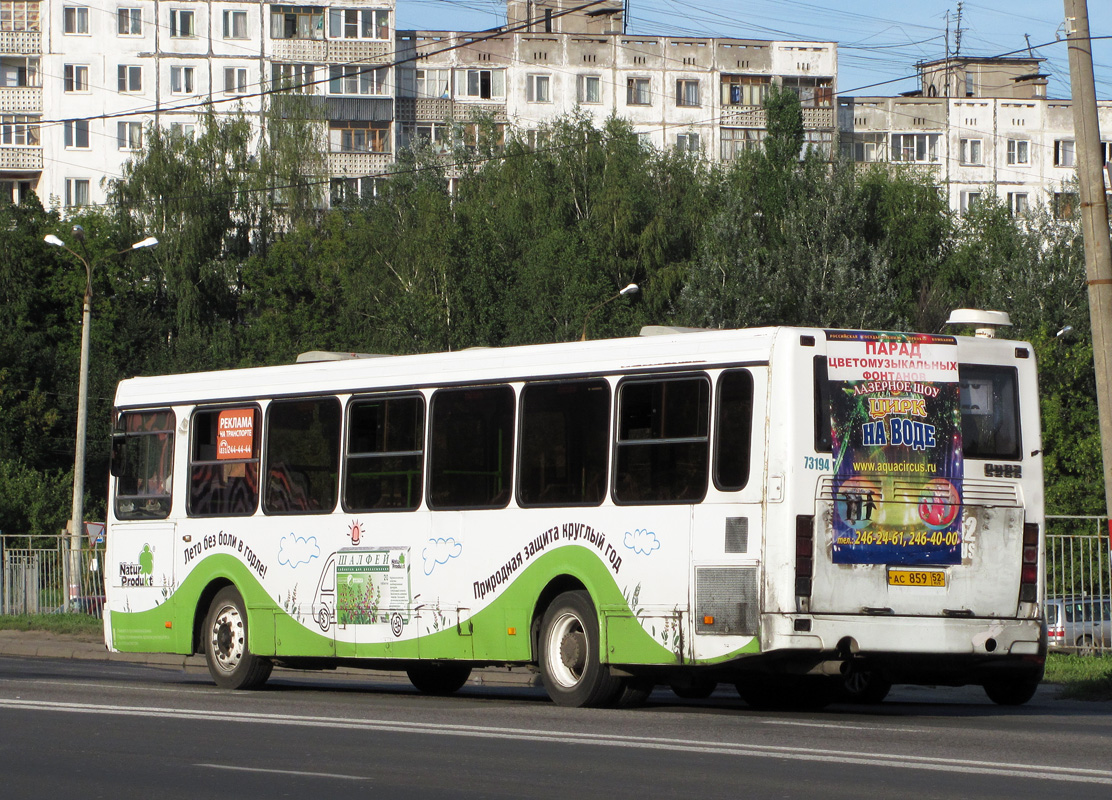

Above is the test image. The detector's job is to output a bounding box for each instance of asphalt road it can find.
[0,655,1110,799]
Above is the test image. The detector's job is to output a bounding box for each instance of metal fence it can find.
[1045,515,1111,655]
[0,535,106,617]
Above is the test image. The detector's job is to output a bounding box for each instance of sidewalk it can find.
[0,628,543,688]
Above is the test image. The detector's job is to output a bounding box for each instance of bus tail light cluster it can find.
[1019,522,1039,603]
[795,515,814,597]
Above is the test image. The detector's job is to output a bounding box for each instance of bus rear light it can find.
[1019,522,1039,603]
[796,515,814,598]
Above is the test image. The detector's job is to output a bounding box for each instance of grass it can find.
[0,613,103,637]
[1043,653,1112,701]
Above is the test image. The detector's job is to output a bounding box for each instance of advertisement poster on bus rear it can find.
[826,331,963,565]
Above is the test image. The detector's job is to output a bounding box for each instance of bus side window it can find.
[189,407,260,517]
[113,409,175,520]
[264,397,342,515]
[344,394,425,512]
[614,375,710,504]
[429,386,515,509]
[518,380,609,507]
[814,357,832,452]
[714,369,754,491]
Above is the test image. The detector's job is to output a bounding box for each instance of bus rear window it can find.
[959,365,1020,460]
[813,359,1022,460]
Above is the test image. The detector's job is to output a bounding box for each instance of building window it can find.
[721,127,763,161]
[1006,139,1029,165]
[965,72,975,96]
[63,64,88,92]
[455,68,505,100]
[329,65,385,95]
[170,65,195,94]
[223,67,247,95]
[676,79,699,107]
[222,9,247,39]
[272,63,314,92]
[577,74,600,104]
[169,8,195,38]
[1054,139,1075,167]
[62,5,88,34]
[169,122,195,139]
[1053,192,1078,220]
[2,1,42,32]
[891,133,939,164]
[0,56,39,87]
[270,6,324,40]
[415,68,449,98]
[676,132,700,152]
[1007,192,1029,216]
[1,114,39,146]
[782,76,833,107]
[117,120,142,150]
[327,8,388,40]
[721,74,769,106]
[399,122,449,154]
[960,138,982,165]
[63,119,89,148]
[841,132,885,162]
[526,73,551,102]
[804,130,833,159]
[959,190,982,215]
[626,77,650,105]
[65,178,90,208]
[118,65,141,93]
[330,120,390,153]
[117,7,141,35]
[459,121,505,154]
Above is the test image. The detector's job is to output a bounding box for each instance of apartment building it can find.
[1,0,837,210]
[839,55,1112,216]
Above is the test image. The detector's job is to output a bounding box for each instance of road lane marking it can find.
[2,698,1110,786]
[197,763,370,781]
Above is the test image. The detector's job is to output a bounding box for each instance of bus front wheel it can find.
[538,590,621,707]
[407,662,472,695]
[203,586,273,690]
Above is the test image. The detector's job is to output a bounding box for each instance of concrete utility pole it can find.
[1064,0,1112,515]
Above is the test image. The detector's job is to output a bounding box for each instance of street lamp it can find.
[580,283,640,341]
[44,226,158,611]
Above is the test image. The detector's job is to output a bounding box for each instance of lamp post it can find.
[45,227,158,611]
[580,283,640,341]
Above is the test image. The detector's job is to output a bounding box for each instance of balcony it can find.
[0,86,41,113]
[329,151,392,176]
[0,146,43,171]
[0,30,41,55]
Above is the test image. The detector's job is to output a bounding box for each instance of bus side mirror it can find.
[110,434,127,478]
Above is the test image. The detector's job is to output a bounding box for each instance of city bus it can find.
[104,322,1045,708]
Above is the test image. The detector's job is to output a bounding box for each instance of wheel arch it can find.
[192,578,235,655]
[530,574,589,662]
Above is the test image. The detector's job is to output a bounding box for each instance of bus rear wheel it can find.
[539,590,621,707]
[203,586,273,690]
[983,677,1039,706]
[406,662,472,695]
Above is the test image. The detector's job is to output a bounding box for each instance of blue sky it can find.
[393,0,1112,98]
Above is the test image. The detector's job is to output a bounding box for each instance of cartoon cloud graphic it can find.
[422,537,463,575]
[624,528,661,556]
[278,533,321,568]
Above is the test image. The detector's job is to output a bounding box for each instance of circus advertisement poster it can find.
[826,331,963,565]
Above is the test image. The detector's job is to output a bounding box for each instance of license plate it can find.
[888,569,947,588]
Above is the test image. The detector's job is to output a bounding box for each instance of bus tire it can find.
[406,662,472,695]
[203,586,272,690]
[671,680,717,700]
[736,675,835,711]
[983,677,1039,706]
[538,590,621,708]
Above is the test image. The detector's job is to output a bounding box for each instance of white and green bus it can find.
[104,322,1046,707]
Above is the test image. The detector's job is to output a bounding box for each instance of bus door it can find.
[690,367,764,658]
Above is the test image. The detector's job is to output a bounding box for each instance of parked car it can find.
[1046,596,1111,655]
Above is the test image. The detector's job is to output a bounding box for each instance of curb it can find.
[0,631,543,688]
